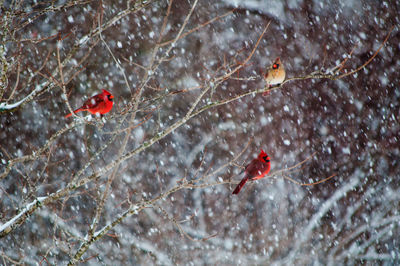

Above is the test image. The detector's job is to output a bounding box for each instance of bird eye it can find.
[273,64,279,69]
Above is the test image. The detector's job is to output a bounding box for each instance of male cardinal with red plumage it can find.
[65,89,114,118]
[232,149,271,194]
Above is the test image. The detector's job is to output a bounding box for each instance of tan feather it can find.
[264,57,285,86]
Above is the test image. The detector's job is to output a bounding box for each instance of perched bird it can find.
[263,57,285,95]
[65,89,114,118]
[232,150,271,194]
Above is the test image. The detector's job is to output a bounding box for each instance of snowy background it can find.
[0,0,399,264]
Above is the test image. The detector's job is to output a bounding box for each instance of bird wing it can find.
[246,159,270,180]
[82,94,104,109]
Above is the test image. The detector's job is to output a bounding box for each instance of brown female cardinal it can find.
[232,150,271,194]
[264,57,285,86]
[263,57,285,96]
[65,89,114,118]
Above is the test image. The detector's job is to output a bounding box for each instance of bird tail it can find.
[232,177,249,195]
[64,108,83,118]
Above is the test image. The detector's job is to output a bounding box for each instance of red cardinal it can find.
[65,89,114,118]
[232,150,271,194]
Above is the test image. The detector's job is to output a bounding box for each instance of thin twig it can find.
[269,152,317,177]
[56,36,76,117]
[336,25,394,79]
[157,0,174,44]
[282,173,337,186]
[159,9,235,47]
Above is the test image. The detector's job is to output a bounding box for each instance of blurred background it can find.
[0,0,399,264]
